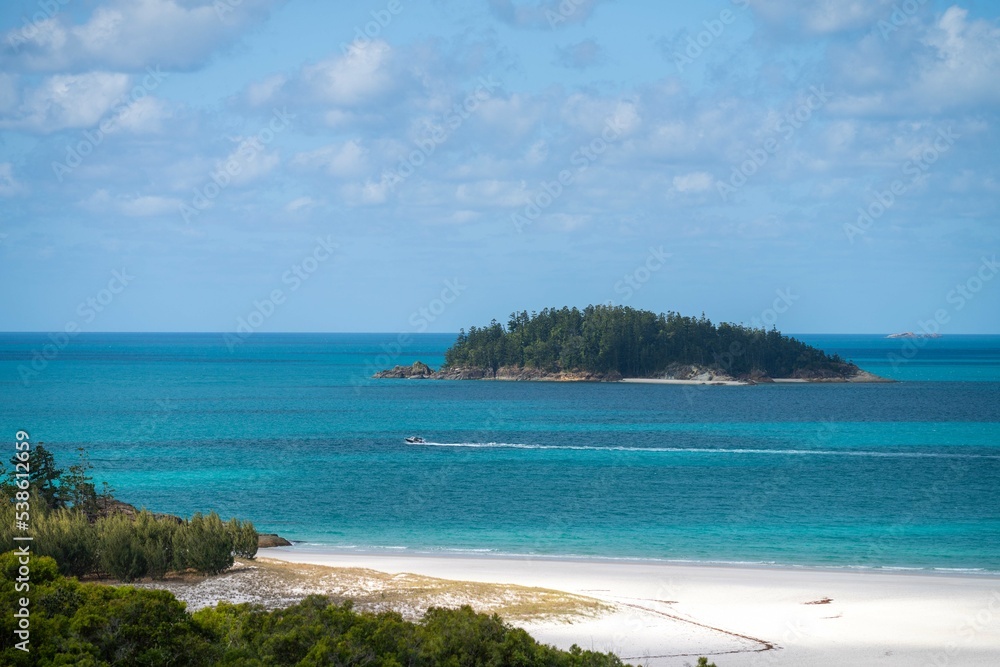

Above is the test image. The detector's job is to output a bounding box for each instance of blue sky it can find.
[1,0,998,334]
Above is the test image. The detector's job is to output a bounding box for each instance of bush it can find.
[227,517,259,560]
[0,552,217,666]
[173,512,234,575]
[98,512,149,582]
[134,510,178,580]
[1,561,632,667]
[31,508,98,577]
[192,597,629,666]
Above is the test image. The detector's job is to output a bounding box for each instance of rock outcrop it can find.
[373,362,621,382]
[257,533,293,548]
[886,332,942,339]
[374,360,890,384]
[98,499,183,523]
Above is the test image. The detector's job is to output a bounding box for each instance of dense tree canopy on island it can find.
[444,305,857,380]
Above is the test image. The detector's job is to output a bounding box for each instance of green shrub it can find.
[1,559,631,667]
[0,552,217,666]
[192,597,629,666]
[226,517,259,560]
[134,511,178,580]
[98,512,148,582]
[31,508,98,577]
[173,512,234,575]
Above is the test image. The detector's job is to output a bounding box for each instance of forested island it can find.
[376,305,888,383]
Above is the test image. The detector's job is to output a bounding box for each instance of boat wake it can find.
[410,441,1000,459]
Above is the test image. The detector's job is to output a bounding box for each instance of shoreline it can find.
[620,378,748,386]
[262,545,999,578]
[260,548,1000,666]
[374,362,894,384]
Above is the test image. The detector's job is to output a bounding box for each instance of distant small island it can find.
[886,332,943,339]
[375,305,891,384]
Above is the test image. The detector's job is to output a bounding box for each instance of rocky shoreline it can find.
[102,499,292,548]
[373,361,893,384]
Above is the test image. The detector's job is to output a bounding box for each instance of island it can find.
[886,331,943,339]
[375,305,891,384]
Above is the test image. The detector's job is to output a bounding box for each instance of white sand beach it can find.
[261,550,1000,667]
[620,378,748,386]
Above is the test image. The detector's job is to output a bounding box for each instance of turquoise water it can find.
[2,333,999,572]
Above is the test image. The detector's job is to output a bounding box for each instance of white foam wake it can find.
[410,441,1000,459]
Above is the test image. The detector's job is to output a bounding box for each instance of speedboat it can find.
[405,436,425,444]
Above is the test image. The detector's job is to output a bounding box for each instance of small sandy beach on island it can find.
[247,550,999,667]
[620,378,748,386]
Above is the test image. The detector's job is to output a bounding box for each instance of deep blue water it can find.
[1,332,999,572]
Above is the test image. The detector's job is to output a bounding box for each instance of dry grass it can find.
[130,557,610,624]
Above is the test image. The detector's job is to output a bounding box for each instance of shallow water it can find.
[2,332,998,572]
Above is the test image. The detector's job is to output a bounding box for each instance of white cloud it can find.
[560,94,640,136]
[0,163,23,196]
[81,189,182,216]
[828,7,1000,115]
[0,72,131,133]
[912,7,1000,108]
[115,96,172,133]
[1,0,275,72]
[217,139,281,186]
[672,171,714,193]
[292,140,368,178]
[475,93,546,139]
[489,0,606,29]
[454,179,529,208]
[245,74,287,107]
[554,39,606,69]
[302,41,396,106]
[750,0,896,35]
[285,196,318,213]
[341,179,391,206]
[0,75,20,114]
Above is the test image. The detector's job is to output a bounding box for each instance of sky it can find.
[1,0,998,334]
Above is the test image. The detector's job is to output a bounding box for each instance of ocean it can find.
[2,332,998,573]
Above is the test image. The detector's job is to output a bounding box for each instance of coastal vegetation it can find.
[0,553,632,666]
[0,445,724,666]
[0,444,257,581]
[441,305,860,380]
